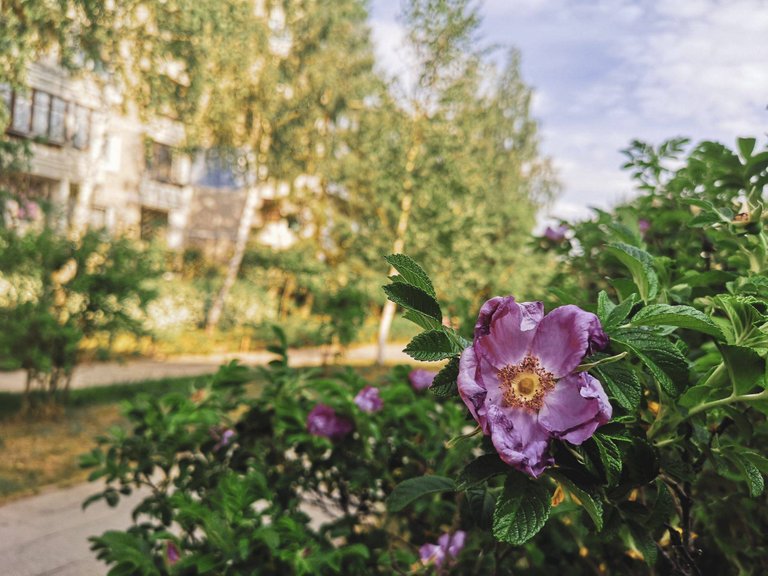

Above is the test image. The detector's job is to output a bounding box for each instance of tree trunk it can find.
[376,191,413,364]
[205,183,262,331]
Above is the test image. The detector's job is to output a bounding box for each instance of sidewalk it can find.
[0,343,411,393]
[0,481,148,576]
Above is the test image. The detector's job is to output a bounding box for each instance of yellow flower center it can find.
[498,356,555,411]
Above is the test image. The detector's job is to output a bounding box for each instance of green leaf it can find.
[430,357,460,397]
[385,254,436,297]
[726,452,765,497]
[466,488,496,530]
[746,150,768,179]
[604,294,637,332]
[404,330,461,361]
[591,360,642,412]
[548,470,603,531]
[382,283,442,323]
[738,137,756,160]
[592,433,623,486]
[613,329,689,397]
[628,521,658,565]
[492,473,552,545]
[720,344,765,395]
[605,243,659,302]
[631,304,724,339]
[403,310,443,331]
[386,475,455,513]
[456,454,509,490]
[741,450,768,475]
[597,291,615,324]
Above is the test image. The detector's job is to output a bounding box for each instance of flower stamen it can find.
[498,356,555,411]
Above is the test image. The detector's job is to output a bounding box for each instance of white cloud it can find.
[369,0,768,224]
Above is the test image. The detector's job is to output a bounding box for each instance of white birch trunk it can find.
[205,183,262,331]
[376,192,413,364]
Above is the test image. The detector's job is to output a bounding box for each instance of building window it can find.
[11,92,31,133]
[147,142,175,183]
[71,105,90,149]
[49,97,66,143]
[140,207,168,242]
[31,91,51,136]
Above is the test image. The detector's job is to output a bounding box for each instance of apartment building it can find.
[2,59,305,258]
[1,58,193,249]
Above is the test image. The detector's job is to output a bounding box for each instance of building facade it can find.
[2,59,304,257]
[2,59,193,249]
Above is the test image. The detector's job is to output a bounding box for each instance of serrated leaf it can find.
[404,330,461,361]
[403,310,443,331]
[605,243,659,302]
[430,356,459,397]
[604,294,637,332]
[741,450,768,475]
[386,475,455,513]
[382,283,442,323]
[492,473,552,545]
[597,291,615,324]
[631,304,724,339]
[591,360,642,412]
[592,433,623,486]
[456,454,509,490]
[466,488,496,530]
[727,452,765,497]
[628,521,658,565]
[385,254,436,297]
[720,343,765,395]
[548,470,603,531]
[613,329,689,397]
[644,481,675,531]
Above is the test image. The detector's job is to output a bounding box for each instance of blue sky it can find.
[368,0,768,224]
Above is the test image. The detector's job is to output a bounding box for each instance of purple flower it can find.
[458,297,612,477]
[166,541,180,566]
[419,531,466,568]
[212,428,235,451]
[638,219,650,234]
[354,385,383,413]
[543,225,568,242]
[307,404,353,440]
[409,369,436,391]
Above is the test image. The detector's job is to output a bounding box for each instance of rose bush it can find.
[84,136,768,575]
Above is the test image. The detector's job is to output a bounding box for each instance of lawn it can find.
[0,364,395,505]
[0,376,204,504]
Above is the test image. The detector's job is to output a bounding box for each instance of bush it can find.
[0,226,159,409]
[82,331,482,575]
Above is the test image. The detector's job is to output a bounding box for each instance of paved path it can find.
[0,481,148,576]
[0,343,412,575]
[0,343,411,393]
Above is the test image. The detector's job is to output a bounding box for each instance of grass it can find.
[0,363,405,505]
[0,374,207,504]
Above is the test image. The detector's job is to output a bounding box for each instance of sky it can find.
[368,0,768,225]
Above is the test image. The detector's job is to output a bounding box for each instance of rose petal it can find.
[419,543,446,567]
[408,369,436,391]
[539,373,612,444]
[530,305,608,377]
[458,347,489,433]
[487,405,553,477]
[447,531,466,557]
[474,297,544,369]
[354,385,383,413]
